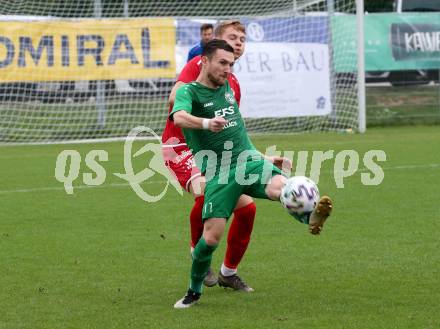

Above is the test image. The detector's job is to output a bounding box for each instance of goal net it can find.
[0,0,361,143]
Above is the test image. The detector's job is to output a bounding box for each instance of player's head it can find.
[200,23,214,44]
[201,39,234,87]
[214,20,246,60]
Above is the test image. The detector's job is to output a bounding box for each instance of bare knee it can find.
[234,194,254,210]
[204,234,221,246]
[203,218,226,245]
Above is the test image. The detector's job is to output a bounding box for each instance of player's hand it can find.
[267,156,293,173]
[208,117,228,132]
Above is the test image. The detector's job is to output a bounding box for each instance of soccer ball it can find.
[280,176,319,224]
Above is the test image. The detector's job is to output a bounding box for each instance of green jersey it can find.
[170,81,257,174]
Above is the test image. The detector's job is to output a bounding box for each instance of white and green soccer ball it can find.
[280,176,319,224]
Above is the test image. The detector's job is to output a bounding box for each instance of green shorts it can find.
[202,158,283,220]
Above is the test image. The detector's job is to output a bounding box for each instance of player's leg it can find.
[163,149,218,286]
[163,149,208,250]
[308,196,333,235]
[264,174,333,235]
[175,178,241,308]
[190,218,227,295]
[219,194,256,292]
[245,158,333,234]
[187,175,219,287]
[188,174,205,250]
[174,217,226,309]
[264,174,287,200]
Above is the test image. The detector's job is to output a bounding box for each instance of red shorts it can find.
[162,145,201,192]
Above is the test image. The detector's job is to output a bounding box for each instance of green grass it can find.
[1,126,440,328]
[367,85,440,126]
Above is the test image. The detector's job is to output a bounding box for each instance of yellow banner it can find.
[0,18,176,82]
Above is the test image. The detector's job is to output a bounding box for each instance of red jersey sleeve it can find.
[228,73,241,106]
[178,56,202,83]
[161,56,202,146]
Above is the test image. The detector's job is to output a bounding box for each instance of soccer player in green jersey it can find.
[170,39,333,308]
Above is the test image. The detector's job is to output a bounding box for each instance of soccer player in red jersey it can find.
[162,20,255,291]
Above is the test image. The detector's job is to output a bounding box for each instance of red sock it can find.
[224,203,256,269]
[190,196,205,248]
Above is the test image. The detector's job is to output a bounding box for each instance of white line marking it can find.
[0,181,163,195]
[325,163,440,175]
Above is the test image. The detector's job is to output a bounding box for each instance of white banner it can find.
[233,42,332,118]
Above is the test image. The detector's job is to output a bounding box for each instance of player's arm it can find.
[170,85,227,132]
[173,111,227,132]
[168,81,185,106]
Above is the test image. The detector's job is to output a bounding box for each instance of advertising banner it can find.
[333,13,440,72]
[234,42,332,118]
[0,18,176,82]
[177,17,332,118]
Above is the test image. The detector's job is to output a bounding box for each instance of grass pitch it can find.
[1,126,439,329]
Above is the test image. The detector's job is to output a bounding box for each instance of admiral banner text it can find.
[0,18,176,82]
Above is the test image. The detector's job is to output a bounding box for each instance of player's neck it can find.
[196,76,220,89]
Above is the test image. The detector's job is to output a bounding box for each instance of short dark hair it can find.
[200,23,214,33]
[201,39,234,59]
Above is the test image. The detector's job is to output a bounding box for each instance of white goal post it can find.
[0,0,365,143]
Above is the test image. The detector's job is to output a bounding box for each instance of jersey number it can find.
[204,202,213,213]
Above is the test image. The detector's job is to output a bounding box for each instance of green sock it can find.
[190,237,218,294]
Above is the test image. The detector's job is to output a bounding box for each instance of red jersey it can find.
[161,55,241,146]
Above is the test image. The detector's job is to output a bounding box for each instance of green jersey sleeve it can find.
[169,84,194,120]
